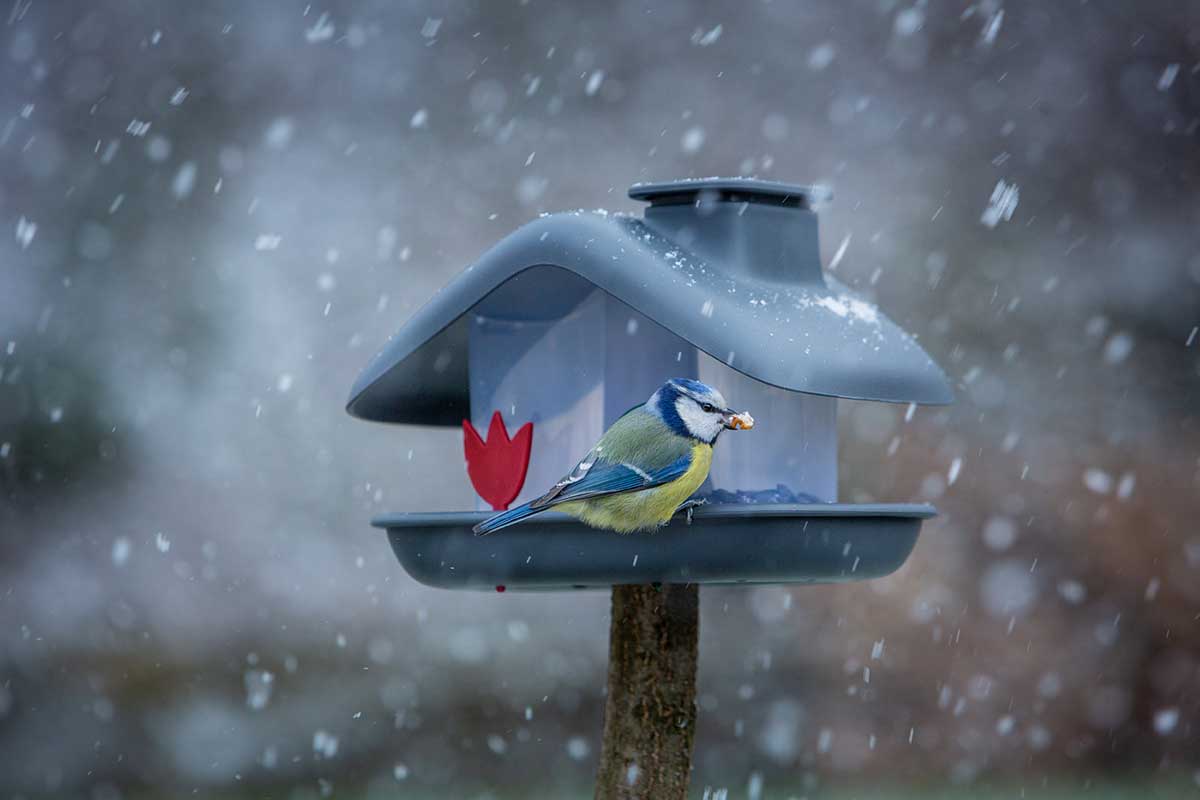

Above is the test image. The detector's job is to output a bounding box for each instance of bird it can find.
[473,378,753,535]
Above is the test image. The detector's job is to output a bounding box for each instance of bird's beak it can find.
[722,410,754,430]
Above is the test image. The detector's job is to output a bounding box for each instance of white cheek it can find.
[675,398,722,441]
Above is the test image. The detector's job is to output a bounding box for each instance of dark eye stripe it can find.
[679,386,724,413]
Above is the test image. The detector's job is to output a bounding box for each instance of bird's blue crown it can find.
[666,378,716,399]
[649,378,724,440]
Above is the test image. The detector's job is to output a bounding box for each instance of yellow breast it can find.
[676,442,714,499]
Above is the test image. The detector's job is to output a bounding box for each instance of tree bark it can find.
[594,583,699,800]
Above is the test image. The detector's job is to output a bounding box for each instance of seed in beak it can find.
[725,411,754,430]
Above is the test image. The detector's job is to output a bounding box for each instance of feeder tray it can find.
[350,178,953,589]
[375,503,933,591]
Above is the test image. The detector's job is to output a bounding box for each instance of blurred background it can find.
[2,1,1199,798]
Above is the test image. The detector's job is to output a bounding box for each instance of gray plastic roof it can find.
[348,179,953,425]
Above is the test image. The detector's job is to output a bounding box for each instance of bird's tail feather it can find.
[473,501,542,535]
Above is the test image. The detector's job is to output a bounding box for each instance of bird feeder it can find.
[347,178,952,589]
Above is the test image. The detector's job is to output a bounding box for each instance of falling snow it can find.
[1057,579,1088,605]
[1157,64,1179,91]
[979,9,1004,47]
[1083,468,1113,494]
[894,7,925,36]
[305,12,335,43]
[566,737,590,760]
[171,161,197,200]
[980,560,1038,618]
[244,669,275,710]
[1152,707,1179,735]
[808,42,836,70]
[312,729,339,758]
[420,17,442,38]
[585,70,606,96]
[691,24,723,47]
[1103,332,1134,364]
[980,180,1019,228]
[111,537,131,567]
[982,516,1017,551]
[828,233,851,270]
[15,217,36,249]
[681,126,706,154]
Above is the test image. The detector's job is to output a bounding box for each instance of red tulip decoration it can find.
[463,411,534,511]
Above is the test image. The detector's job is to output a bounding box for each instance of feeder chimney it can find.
[631,178,826,285]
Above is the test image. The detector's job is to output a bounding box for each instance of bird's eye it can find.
[700,403,715,413]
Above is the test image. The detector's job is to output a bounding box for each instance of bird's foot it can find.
[674,497,708,525]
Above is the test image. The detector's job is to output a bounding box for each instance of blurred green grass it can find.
[124,774,1198,800]
[803,778,1197,800]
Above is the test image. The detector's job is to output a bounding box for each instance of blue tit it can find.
[473,378,754,535]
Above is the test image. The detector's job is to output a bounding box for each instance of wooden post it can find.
[594,583,699,799]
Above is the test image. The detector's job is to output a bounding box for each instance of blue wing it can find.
[473,451,693,535]
[532,452,694,507]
